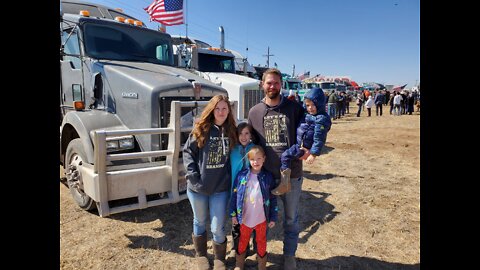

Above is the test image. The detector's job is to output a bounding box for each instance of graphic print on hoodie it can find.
[264,114,288,147]
[206,135,229,169]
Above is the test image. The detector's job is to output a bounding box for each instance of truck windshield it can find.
[304,83,319,89]
[286,81,302,90]
[320,82,336,91]
[83,22,173,65]
[198,53,234,73]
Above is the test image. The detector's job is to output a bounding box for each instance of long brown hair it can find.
[192,94,237,149]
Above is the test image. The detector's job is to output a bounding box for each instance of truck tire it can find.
[65,138,96,211]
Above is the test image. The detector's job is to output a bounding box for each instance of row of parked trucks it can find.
[59,0,266,217]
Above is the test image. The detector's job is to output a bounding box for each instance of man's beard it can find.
[266,89,280,99]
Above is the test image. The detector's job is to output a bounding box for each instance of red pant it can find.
[237,221,267,257]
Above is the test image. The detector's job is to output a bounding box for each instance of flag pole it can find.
[185,0,188,38]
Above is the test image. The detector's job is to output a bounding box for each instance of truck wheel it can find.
[65,139,96,211]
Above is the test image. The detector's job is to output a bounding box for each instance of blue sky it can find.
[83,0,420,88]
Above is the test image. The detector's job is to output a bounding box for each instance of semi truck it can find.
[59,2,233,217]
[280,76,304,100]
[171,32,263,121]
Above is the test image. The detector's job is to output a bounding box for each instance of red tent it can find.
[350,81,360,89]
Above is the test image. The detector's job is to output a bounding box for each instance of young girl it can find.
[183,94,237,270]
[228,122,256,262]
[230,122,256,190]
[229,145,278,270]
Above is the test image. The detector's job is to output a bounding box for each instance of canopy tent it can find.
[391,83,408,92]
[372,82,386,90]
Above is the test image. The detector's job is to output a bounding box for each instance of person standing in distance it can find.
[183,94,238,270]
[247,68,305,270]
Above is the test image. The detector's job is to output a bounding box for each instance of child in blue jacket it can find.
[272,87,332,195]
[228,122,256,260]
[230,145,278,269]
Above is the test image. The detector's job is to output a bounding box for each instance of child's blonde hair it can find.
[247,145,266,160]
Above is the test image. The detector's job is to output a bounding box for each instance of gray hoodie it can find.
[183,124,231,195]
[248,95,305,179]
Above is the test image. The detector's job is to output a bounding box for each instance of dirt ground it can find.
[60,106,420,270]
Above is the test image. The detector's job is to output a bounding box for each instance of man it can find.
[374,90,385,116]
[248,68,305,270]
[326,90,337,120]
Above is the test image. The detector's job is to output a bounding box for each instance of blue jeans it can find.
[278,176,303,256]
[187,189,229,244]
[327,103,336,119]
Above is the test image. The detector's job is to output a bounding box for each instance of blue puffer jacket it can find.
[298,87,332,156]
[229,167,278,225]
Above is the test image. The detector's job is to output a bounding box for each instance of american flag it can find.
[296,71,310,80]
[144,0,184,26]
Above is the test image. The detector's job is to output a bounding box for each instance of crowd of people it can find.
[359,89,420,117]
[319,88,420,119]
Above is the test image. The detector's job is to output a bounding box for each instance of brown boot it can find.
[271,168,291,195]
[212,240,227,270]
[233,251,247,270]
[257,253,268,270]
[192,233,210,270]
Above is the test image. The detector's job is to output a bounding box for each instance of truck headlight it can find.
[106,136,135,152]
[119,138,134,149]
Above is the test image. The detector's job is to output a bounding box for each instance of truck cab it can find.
[171,36,235,72]
[60,7,230,217]
[281,77,303,99]
[171,36,262,121]
[319,81,337,94]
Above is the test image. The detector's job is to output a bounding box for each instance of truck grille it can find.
[243,89,264,119]
[159,96,211,150]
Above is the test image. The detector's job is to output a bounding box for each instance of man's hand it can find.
[299,148,310,160]
[268,221,275,228]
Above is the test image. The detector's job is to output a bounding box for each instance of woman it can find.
[183,94,237,270]
[356,93,363,117]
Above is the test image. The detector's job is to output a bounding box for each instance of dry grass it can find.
[60,106,420,270]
